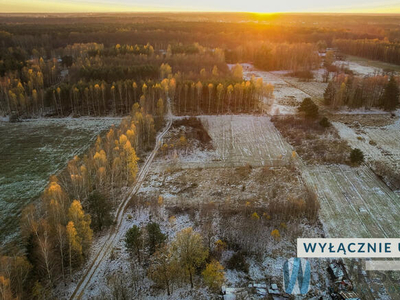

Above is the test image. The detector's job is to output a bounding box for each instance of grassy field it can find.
[0,118,120,247]
[200,115,292,167]
[303,164,400,238]
[302,164,400,299]
[345,55,400,73]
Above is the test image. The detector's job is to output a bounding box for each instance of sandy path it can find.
[69,102,172,300]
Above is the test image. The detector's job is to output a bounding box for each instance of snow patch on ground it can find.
[333,118,400,171]
[334,60,381,76]
[333,108,390,115]
[0,115,10,122]
[199,115,292,167]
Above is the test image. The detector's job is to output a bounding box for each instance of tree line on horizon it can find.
[333,39,400,66]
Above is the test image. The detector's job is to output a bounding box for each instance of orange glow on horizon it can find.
[1,0,400,14]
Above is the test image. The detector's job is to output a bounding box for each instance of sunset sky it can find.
[1,0,400,13]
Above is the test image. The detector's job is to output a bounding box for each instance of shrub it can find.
[350,148,364,164]
[226,252,249,273]
[287,70,314,81]
[235,164,252,178]
[271,229,280,240]
[319,117,330,128]
[9,114,20,123]
[251,212,260,220]
[298,98,319,119]
[202,260,225,292]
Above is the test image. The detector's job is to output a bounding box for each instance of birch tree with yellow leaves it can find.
[66,221,82,274]
[68,200,93,255]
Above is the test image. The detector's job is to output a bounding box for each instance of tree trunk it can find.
[189,267,193,289]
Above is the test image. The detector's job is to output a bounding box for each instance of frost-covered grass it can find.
[139,165,309,210]
[163,114,294,167]
[276,75,328,100]
[334,60,381,76]
[245,69,309,103]
[301,164,400,299]
[242,67,323,116]
[332,108,391,115]
[199,115,292,167]
[338,55,400,74]
[0,117,121,247]
[303,164,400,238]
[332,114,400,189]
[333,117,400,165]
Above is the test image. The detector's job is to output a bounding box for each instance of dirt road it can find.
[69,102,172,300]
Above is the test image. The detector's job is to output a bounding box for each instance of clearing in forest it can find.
[199,115,292,167]
[333,117,400,167]
[335,55,400,74]
[275,74,328,100]
[244,69,310,115]
[332,114,400,189]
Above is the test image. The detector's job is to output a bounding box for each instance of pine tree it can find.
[87,191,112,231]
[146,222,167,255]
[382,76,399,111]
[350,148,364,165]
[324,81,336,106]
[298,98,318,119]
[125,225,143,263]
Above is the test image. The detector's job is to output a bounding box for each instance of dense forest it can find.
[0,42,228,117]
[226,42,320,71]
[1,13,400,118]
[333,39,400,65]
[324,74,400,110]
